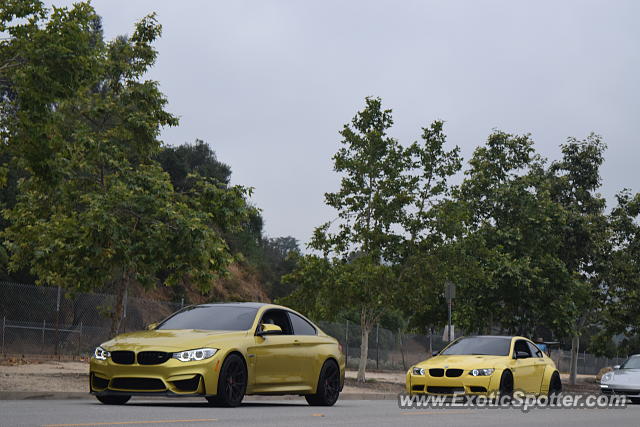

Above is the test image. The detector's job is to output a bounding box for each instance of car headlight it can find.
[469,368,495,376]
[601,372,613,383]
[172,348,218,362]
[412,367,425,375]
[94,346,110,360]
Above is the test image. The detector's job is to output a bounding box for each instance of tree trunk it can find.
[569,334,579,385]
[357,308,371,383]
[110,273,129,338]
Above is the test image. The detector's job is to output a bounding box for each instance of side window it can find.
[288,312,317,335]
[513,340,532,357]
[259,309,293,335]
[527,342,543,358]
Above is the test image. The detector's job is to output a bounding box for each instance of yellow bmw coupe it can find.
[90,303,345,407]
[406,336,561,397]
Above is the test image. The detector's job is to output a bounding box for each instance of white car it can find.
[600,354,640,403]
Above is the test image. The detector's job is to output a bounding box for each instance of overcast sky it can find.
[50,1,640,246]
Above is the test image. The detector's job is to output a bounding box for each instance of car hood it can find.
[608,369,640,386]
[415,354,507,369]
[101,329,248,352]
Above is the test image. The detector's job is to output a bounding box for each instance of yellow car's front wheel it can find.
[498,370,514,400]
[207,354,247,407]
[305,359,340,406]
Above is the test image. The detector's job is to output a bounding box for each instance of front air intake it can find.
[91,374,109,390]
[427,386,465,394]
[172,375,201,392]
[110,377,166,391]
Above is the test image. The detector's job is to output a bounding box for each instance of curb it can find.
[0,391,398,401]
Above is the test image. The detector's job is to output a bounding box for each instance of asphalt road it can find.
[1,398,639,427]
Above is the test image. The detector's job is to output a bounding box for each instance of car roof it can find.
[463,335,532,341]
[197,302,271,309]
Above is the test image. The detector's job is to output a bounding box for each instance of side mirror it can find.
[613,365,620,370]
[514,351,530,359]
[257,323,283,337]
[146,322,158,330]
[432,351,439,357]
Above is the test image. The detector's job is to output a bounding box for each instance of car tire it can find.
[497,370,513,404]
[207,353,247,407]
[96,395,131,405]
[547,371,562,404]
[305,359,340,407]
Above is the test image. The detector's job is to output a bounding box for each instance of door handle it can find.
[293,340,301,345]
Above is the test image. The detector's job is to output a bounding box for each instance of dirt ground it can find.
[0,359,89,392]
[0,358,596,394]
[0,359,401,394]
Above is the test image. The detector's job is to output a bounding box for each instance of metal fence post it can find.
[55,286,61,356]
[345,320,349,367]
[77,321,83,355]
[375,324,379,370]
[122,287,128,333]
[1,316,5,355]
[41,319,46,352]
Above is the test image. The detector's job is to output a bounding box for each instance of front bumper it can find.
[600,384,640,397]
[406,370,500,395]
[90,352,223,397]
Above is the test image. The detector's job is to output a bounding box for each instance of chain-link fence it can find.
[550,349,627,375]
[0,281,627,374]
[318,320,447,371]
[0,281,182,356]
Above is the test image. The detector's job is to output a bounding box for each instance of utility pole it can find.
[445,282,456,342]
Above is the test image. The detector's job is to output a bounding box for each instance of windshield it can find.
[620,356,640,369]
[157,305,258,331]
[440,337,512,356]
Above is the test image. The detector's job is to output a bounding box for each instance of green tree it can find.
[447,131,609,386]
[601,190,640,337]
[444,131,576,338]
[0,2,252,335]
[156,139,232,190]
[285,97,460,382]
[548,135,609,384]
[307,97,410,382]
[260,236,300,300]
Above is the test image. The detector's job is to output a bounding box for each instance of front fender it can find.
[540,366,559,395]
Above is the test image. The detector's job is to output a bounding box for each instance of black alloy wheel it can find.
[305,359,340,406]
[207,353,247,407]
[548,372,562,404]
[498,370,514,404]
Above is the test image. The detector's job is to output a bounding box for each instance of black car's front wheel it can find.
[207,353,247,407]
[305,359,340,406]
[96,395,131,405]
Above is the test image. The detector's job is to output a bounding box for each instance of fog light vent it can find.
[172,375,201,392]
